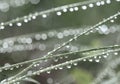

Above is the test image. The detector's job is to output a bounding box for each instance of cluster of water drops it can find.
[0,24,119,53]
[0,0,119,30]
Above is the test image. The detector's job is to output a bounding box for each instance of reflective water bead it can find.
[110,20,114,23]
[96,2,101,6]
[99,56,102,59]
[67,65,71,69]
[56,11,62,16]
[24,19,28,23]
[34,64,37,67]
[10,68,14,70]
[114,52,118,55]
[35,34,41,40]
[16,65,19,68]
[89,59,93,62]
[42,14,47,18]
[94,56,97,59]
[32,15,36,19]
[66,45,70,49]
[63,8,67,12]
[103,55,107,58]
[0,22,4,25]
[74,7,79,11]
[106,0,111,4]
[81,5,87,10]
[88,3,94,8]
[54,67,58,70]
[47,71,51,74]
[16,22,22,26]
[57,32,63,39]
[116,0,120,2]
[9,23,13,26]
[0,26,5,29]
[95,59,100,62]
[73,63,78,66]
[100,1,105,5]
[41,33,47,40]
[59,67,63,70]
[83,59,86,61]
[69,8,74,12]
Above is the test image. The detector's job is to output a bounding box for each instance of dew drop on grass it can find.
[47,71,51,74]
[95,59,100,63]
[73,63,78,66]
[114,52,118,55]
[67,65,71,69]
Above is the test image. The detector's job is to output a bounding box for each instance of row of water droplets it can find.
[0,44,119,73]
[0,0,119,30]
[0,24,119,53]
[9,49,119,84]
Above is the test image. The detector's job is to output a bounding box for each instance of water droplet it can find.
[66,45,70,49]
[74,7,79,11]
[34,64,37,67]
[47,71,51,74]
[54,67,58,70]
[69,8,74,12]
[10,68,13,70]
[0,22,4,25]
[83,59,86,61]
[17,22,22,26]
[95,59,100,62]
[106,0,111,4]
[99,56,101,59]
[32,15,36,19]
[89,3,94,8]
[103,55,107,58]
[89,59,93,62]
[114,52,118,55]
[56,11,62,16]
[96,2,101,6]
[63,8,67,12]
[59,67,63,70]
[0,26,5,29]
[81,5,87,10]
[73,63,78,66]
[24,19,28,23]
[9,23,13,26]
[100,1,105,5]
[94,56,97,59]
[116,0,120,2]
[16,65,19,68]
[67,65,71,69]
[110,19,114,23]
[42,14,47,18]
